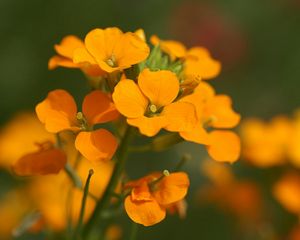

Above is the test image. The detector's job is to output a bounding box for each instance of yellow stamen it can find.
[149,104,157,113]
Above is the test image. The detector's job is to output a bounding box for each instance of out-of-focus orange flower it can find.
[184,47,221,81]
[28,158,114,231]
[113,68,197,136]
[48,35,104,77]
[288,224,300,240]
[150,35,187,61]
[240,116,292,168]
[273,172,300,215]
[288,111,300,167]
[36,89,119,163]
[199,160,263,222]
[0,112,55,169]
[180,82,241,163]
[166,199,187,219]
[105,225,122,240]
[124,172,189,226]
[12,141,66,176]
[0,189,33,239]
[73,27,149,73]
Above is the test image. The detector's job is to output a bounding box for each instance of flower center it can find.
[149,104,158,113]
[76,112,88,130]
[106,54,117,67]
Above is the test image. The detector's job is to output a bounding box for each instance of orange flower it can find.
[180,82,241,163]
[124,172,189,226]
[112,68,197,136]
[74,27,150,73]
[48,35,104,77]
[150,35,187,61]
[184,47,221,81]
[12,141,66,176]
[36,89,119,163]
[273,172,300,215]
[240,116,292,168]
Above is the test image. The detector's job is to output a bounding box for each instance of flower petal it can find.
[205,95,241,128]
[185,47,221,80]
[48,56,78,70]
[150,35,186,61]
[54,35,85,59]
[12,148,67,176]
[75,129,118,163]
[153,172,190,205]
[127,116,167,137]
[206,131,241,163]
[73,47,98,65]
[180,124,210,145]
[82,90,119,125]
[138,68,179,107]
[131,181,152,201]
[162,102,197,132]
[112,79,148,118]
[35,89,78,133]
[124,196,166,226]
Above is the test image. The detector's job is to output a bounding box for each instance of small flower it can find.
[73,27,150,73]
[48,35,104,77]
[12,141,67,176]
[36,89,119,163]
[124,172,189,226]
[180,82,241,163]
[112,68,197,136]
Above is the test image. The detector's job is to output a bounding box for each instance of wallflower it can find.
[12,141,66,176]
[240,116,292,168]
[36,89,119,163]
[112,68,197,136]
[28,158,114,231]
[180,82,241,163]
[73,27,150,73]
[273,172,300,215]
[124,171,189,226]
[0,112,55,169]
[48,35,104,77]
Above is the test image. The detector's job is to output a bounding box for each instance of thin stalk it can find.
[64,162,83,189]
[83,125,135,238]
[74,169,94,239]
[129,222,139,240]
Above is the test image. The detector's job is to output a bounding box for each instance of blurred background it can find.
[0,0,300,239]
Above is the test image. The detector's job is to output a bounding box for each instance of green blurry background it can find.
[0,0,300,239]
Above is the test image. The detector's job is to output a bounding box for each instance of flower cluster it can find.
[0,27,241,239]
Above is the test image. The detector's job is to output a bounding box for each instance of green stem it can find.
[64,162,83,189]
[129,222,139,240]
[74,169,94,239]
[83,126,135,238]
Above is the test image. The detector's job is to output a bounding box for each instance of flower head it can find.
[124,171,189,226]
[113,68,197,136]
[36,89,119,162]
[74,27,150,73]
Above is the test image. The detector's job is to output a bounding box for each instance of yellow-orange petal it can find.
[180,124,210,145]
[124,196,166,226]
[153,172,190,205]
[82,90,119,125]
[150,35,187,61]
[54,35,85,59]
[75,129,118,163]
[35,89,78,133]
[273,173,300,214]
[112,79,148,118]
[73,47,98,65]
[113,32,150,71]
[206,131,241,163]
[127,116,167,137]
[134,29,146,42]
[48,56,78,70]
[138,69,179,107]
[12,148,67,176]
[205,95,241,128]
[185,47,221,80]
[162,102,197,132]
